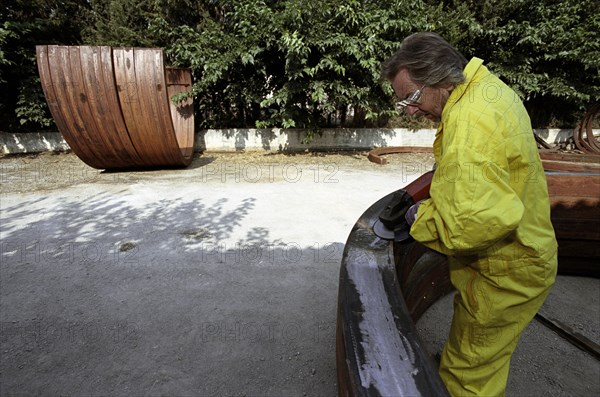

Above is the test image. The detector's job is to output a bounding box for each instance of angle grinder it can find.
[372,170,434,241]
[372,189,414,241]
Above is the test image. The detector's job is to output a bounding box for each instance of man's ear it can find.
[440,83,455,93]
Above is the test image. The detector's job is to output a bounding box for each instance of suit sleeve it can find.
[409,143,524,256]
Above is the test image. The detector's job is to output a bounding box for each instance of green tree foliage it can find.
[0,0,91,130]
[154,0,435,129]
[82,0,216,47]
[436,0,600,126]
[1,0,598,131]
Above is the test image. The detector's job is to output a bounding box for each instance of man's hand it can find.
[405,200,423,225]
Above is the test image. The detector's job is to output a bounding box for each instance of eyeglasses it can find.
[395,85,425,111]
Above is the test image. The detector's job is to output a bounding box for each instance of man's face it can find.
[391,69,453,123]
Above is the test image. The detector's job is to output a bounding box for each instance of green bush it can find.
[0,0,91,131]
[153,0,436,130]
[1,0,598,131]
[436,0,600,127]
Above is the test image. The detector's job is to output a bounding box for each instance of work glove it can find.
[405,200,423,226]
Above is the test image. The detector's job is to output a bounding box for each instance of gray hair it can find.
[382,32,467,87]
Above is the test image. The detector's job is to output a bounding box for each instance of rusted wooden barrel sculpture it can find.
[336,167,600,396]
[36,45,194,169]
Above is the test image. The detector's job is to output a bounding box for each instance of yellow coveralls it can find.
[410,58,558,396]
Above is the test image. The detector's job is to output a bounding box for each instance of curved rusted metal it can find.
[367,146,433,165]
[368,145,600,173]
[337,167,600,396]
[539,155,600,173]
[336,171,450,397]
[546,172,600,275]
[574,104,600,155]
[36,45,194,169]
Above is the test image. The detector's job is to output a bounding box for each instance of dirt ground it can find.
[0,150,435,194]
[1,150,598,396]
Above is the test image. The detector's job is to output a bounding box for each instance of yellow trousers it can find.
[439,255,557,396]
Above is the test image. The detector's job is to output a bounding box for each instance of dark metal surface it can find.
[546,172,600,276]
[535,310,600,360]
[336,172,449,397]
[573,104,600,154]
[337,166,600,396]
[36,45,194,169]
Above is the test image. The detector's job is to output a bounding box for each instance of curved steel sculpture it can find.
[336,171,451,397]
[36,45,194,169]
[573,104,600,155]
[337,167,599,396]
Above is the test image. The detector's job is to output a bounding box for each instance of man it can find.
[382,32,558,396]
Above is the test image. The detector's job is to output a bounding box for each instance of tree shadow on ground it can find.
[0,192,343,396]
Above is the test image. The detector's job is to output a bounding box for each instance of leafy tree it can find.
[0,0,91,131]
[435,0,600,127]
[1,0,598,131]
[157,0,436,130]
[82,0,215,47]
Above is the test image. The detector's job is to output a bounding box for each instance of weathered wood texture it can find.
[36,45,194,169]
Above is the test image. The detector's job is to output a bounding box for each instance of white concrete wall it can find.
[196,128,437,152]
[1,128,597,154]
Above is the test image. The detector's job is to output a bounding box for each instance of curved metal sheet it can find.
[79,46,145,167]
[547,172,600,275]
[39,46,105,168]
[36,45,194,169]
[574,104,600,154]
[336,172,450,397]
[166,68,195,160]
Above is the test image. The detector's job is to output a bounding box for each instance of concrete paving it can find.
[0,151,434,396]
[1,151,598,396]
[417,276,600,396]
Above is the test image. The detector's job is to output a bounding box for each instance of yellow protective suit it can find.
[410,58,558,397]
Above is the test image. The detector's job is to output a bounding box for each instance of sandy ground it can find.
[1,151,598,396]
